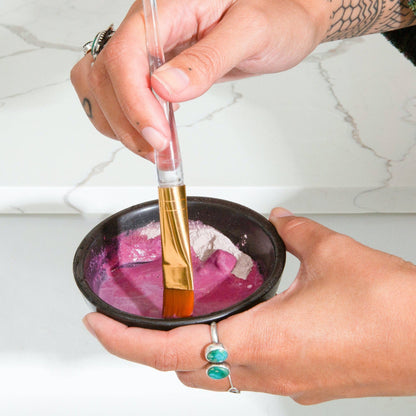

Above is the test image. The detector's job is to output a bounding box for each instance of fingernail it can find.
[153,67,190,94]
[83,316,97,338]
[141,127,169,151]
[269,207,294,220]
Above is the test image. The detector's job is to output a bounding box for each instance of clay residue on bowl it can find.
[84,220,265,318]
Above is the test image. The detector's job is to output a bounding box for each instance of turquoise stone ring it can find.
[205,343,228,363]
[204,322,229,363]
[206,363,230,380]
[205,322,240,393]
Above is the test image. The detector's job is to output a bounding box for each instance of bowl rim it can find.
[73,196,285,330]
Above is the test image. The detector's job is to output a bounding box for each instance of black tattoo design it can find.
[326,0,416,41]
[327,0,384,40]
[373,0,416,32]
[82,97,93,119]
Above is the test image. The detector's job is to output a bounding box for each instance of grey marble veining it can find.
[1,0,415,214]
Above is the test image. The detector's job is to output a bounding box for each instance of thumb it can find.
[269,207,336,262]
[151,7,262,102]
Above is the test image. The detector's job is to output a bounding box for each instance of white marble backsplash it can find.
[1,0,416,214]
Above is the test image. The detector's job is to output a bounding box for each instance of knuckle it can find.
[279,216,348,261]
[115,130,136,144]
[185,44,224,82]
[151,335,179,371]
[153,349,179,372]
[279,217,311,236]
[70,63,82,87]
[87,65,108,93]
[231,4,270,48]
[80,99,115,138]
[243,4,270,33]
[100,38,129,68]
[312,232,349,261]
[96,122,116,139]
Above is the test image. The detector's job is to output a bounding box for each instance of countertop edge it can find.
[1,186,415,215]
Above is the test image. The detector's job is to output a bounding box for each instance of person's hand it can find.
[70,0,416,159]
[83,207,416,404]
[70,0,329,159]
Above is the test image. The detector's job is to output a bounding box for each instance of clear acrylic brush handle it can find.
[142,0,184,187]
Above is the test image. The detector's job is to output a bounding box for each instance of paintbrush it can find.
[142,0,194,318]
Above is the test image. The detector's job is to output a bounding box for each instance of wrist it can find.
[294,0,332,45]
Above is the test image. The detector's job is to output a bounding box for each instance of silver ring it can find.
[205,322,228,363]
[228,375,240,394]
[83,25,115,60]
[82,41,93,55]
[205,322,240,393]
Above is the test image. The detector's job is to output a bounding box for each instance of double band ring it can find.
[205,322,240,394]
[83,25,115,60]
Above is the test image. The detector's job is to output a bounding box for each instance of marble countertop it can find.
[1,0,416,215]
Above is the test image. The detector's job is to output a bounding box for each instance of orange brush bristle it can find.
[162,288,194,318]
[158,186,194,319]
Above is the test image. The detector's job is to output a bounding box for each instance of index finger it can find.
[83,312,210,371]
[94,1,194,151]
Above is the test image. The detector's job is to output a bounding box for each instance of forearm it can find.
[322,0,416,41]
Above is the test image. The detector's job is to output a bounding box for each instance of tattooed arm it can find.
[320,1,416,65]
[324,0,416,41]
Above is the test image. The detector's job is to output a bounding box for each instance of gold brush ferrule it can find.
[158,185,194,291]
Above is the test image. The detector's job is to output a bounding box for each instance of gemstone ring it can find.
[83,25,115,60]
[205,322,240,393]
[205,321,229,363]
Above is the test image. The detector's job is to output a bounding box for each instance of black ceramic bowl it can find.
[73,197,285,330]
